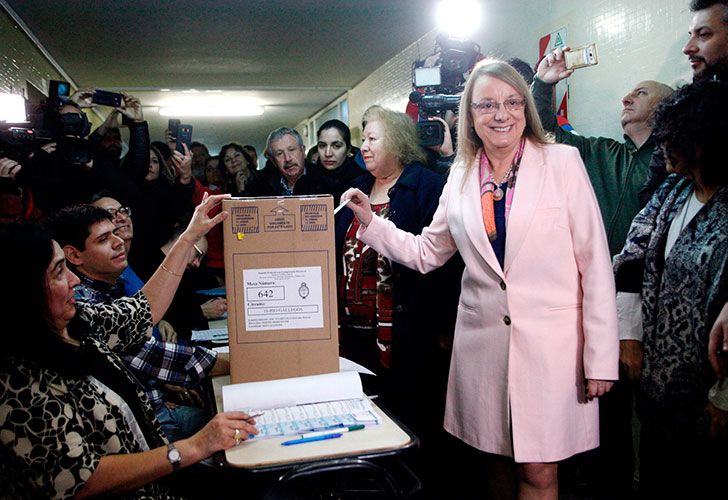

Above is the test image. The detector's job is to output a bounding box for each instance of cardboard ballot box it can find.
[222,196,339,383]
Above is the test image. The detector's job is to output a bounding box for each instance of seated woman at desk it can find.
[0,194,258,498]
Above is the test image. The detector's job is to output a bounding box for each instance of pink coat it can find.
[359,140,618,462]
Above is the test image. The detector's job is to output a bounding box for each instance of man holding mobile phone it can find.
[533,49,672,257]
[532,48,673,499]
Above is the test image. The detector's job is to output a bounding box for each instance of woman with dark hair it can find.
[316,119,364,203]
[219,142,257,196]
[150,141,176,182]
[124,141,187,275]
[613,79,728,498]
[203,156,225,191]
[0,194,258,498]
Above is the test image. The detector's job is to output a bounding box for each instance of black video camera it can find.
[409,92,461,147]
[0,125,52,159]
[0,124,53,183]
[410,34,480,148]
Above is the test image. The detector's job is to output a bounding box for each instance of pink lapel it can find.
[461,150,505,278]
[504,140,546,273]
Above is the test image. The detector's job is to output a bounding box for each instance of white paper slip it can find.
[339,356,376,376]
[242,266,323,331]
[334,199,349,214]
[212,346,229,354]
[191,328,229,342]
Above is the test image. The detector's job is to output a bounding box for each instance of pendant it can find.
[493,187,504,201]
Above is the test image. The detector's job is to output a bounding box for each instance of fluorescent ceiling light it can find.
[158,104,264,117]
[436,0,482,38]
[156,96,265,117]
[0,93,27,122]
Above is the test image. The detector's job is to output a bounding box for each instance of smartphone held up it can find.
[166,119,193,153]
[176,124,193,153]
[92,89,124,108]
[565,44,599,70]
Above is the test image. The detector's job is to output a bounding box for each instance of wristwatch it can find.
[166,442,181,471]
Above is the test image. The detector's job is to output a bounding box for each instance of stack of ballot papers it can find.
[222,371,380,440]
[190,328,228,343]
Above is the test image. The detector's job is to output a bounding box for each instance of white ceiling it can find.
[6,0,443,153]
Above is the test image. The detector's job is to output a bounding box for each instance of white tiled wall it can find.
[326,0,693,144]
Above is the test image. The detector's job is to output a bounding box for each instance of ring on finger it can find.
[234,428,241,445]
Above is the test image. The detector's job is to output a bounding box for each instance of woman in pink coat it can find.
[344,59,618,499]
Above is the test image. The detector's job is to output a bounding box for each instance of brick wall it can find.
[0,8,63,101]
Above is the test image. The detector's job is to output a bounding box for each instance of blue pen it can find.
[281,433,343,446]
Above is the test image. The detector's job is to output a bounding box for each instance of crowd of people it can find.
[1,0,727,498]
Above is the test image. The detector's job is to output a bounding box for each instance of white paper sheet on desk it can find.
[221,371,381,440]
[223,371,363,411]
[190,328,228,342]
[249,399,381,439]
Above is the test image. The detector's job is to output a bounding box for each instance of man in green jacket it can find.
[531,49,672,257]
[531,48,673,499]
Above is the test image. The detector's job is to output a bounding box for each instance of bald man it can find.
[531,49,672,257]
[531,50,674,498]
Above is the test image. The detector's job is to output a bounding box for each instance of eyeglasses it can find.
[471,98,526,115]
[107,206,132,218]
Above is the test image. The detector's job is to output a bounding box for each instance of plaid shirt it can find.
[75,273,217,408]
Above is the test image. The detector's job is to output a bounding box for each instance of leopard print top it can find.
[0,293,179,499]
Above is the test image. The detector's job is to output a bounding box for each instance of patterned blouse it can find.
[340,203,394,368]
[614,175,728,415]
[0,293,180,499]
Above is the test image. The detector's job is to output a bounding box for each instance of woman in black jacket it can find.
[315,119,364,203]
[335,106,462,496]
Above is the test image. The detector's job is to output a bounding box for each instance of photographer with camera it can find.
[14,89,150,217]
[411,92,459,174]
[410,34,482,175]
[0,115,55,222]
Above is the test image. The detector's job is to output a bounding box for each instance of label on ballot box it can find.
[243,266,323,331]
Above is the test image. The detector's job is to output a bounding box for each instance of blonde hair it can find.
[454,58,551,183]
[361,105,427,166]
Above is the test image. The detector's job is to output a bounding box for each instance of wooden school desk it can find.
[211,375,416,471]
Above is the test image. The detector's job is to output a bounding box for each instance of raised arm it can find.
[532,47,573,135]
[141,192,230,324]
[342,179,458,274]
[118,94,151,183]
